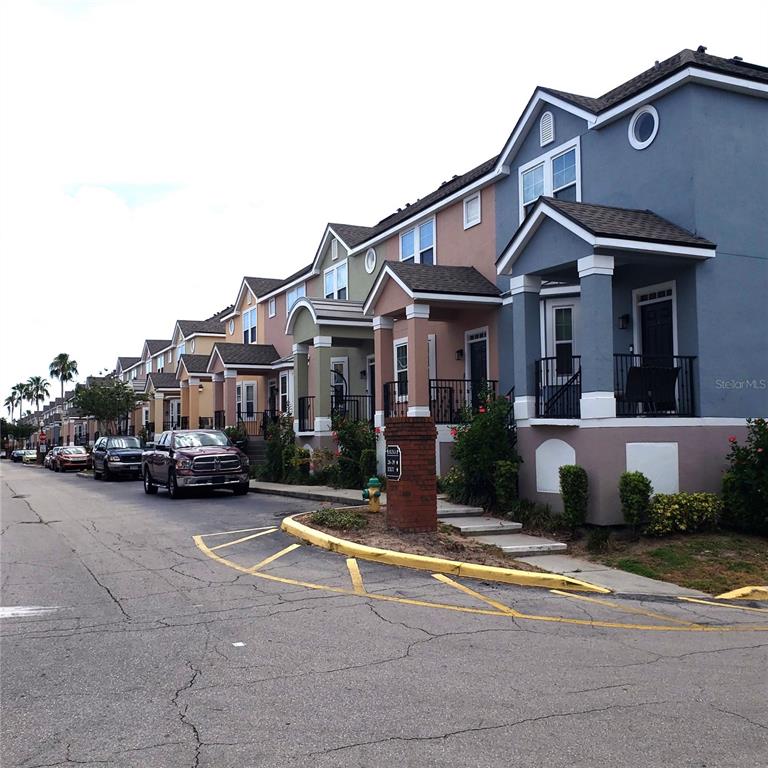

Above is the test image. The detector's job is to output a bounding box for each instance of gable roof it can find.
[206,304,235,321]
[176,319,227,337]
[540,48,768,115]
[244,276,285,297]
[145,339,172,355]
[144,372,180,391]
[328,223,377,249]
[210,343,280,367]
[177,354,211,375]
[117,356,140,370]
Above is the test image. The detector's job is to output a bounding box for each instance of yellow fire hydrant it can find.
[362,476,382,513]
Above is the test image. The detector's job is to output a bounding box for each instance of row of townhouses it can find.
[55,48,768,523]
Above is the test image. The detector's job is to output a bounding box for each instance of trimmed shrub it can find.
[494,459,519,512]
[261,414,297,482]
[721,418,768,535]
[645,492,722,536]
[310,508,368,531]
[559,465,588,529]
[332,415,376,489]
[619,471,653,533]
[505,498,554,531]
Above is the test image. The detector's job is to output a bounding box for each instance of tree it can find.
[26,376,50,428]
[4,393,18,419]
[49,353,79,402]
[73,380,145,435]
[12,382,27,422]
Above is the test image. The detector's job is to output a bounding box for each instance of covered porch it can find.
[143,373,182,439]
[176,354,216,430]
[286,298,374,437]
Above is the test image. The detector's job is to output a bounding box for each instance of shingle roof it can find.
[117,356,140,370]
[146,372,180,390]
[177,319,227,336]
[212,343,280,366]
[178,354,211,374]
[244,276,286,298]
[541,48,768,114]
[542,198,715,246]
[386,261,501,297]
[207,304,235,321]
[295,298,372,325]
[146,339,172,354]
[329,223,377,248]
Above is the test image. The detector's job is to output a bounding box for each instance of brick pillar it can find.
[384,416,437,532]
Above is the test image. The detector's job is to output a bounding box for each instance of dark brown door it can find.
[641,300,673,360]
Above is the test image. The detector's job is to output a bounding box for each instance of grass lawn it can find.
[572,532,768,595]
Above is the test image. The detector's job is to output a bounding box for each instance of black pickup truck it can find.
[142,429,250,499]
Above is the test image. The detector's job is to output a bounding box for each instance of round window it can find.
[190,338,196,353]
[628,105,659,150]
[228,319,235,335]
[365,247,377,274]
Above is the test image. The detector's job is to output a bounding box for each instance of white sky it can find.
[1,0,766,410]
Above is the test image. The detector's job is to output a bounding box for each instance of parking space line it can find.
[203,526,277,537]
[249,544,301,572]
[210,528,278,551]
[432,573,524,617]
[346,558,365,595]
[678,596,768,614]
[549,589,695,626]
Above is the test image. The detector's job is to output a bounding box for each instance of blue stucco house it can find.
[493,47,768,523]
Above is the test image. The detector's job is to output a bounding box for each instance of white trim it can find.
[464,326,489,381]
[463,192,481,229]
[258,270,313,304]
[366,354,376,395]
[405,304,430,320]
[632,280,678,356]
[411,291,501,305]
[331,238,339,261]
[224,370,238,379]
[374,410,385,429]
[578,254,614,278]
[518,137,581,223]
[292,343,309,355]
[628,104,659,150]
[372,316,394,331]
[363,263,413,314]
[365,247,377,274]
[268,296,276,318]
[509,275,541,295]
[579,391,617,419]
[233,279,258,316]
[514,396,536,421]
[407,406,431,417]
[399,216,436,265]
[539,110,554,146]
[313,335,333,348]
[323,258,348,300]
[393,337,408,402]
[314,416,332,433]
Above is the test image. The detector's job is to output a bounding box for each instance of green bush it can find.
[721,418,768,535]
[586,526,611,554]
[439,465,466,502]
[505,498,554,531]
[645,492,722,536]
[308,447,336,485]
[261,414,297,482]
[559,465,588,529]
[332,415,376,489]
[493,459,519,512]
[224,424,248,446]
[359,448,377,484]
[619,471,653,533]
[310,508,368,531]
[450,394,518,509]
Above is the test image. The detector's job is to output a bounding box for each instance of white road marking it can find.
[0,606,59,619]
[231,642,245,647]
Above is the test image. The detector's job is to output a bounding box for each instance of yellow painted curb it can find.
[716,586,768,602]
[280,515,611,594]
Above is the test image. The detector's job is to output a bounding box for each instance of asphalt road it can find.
[1,460,766,768]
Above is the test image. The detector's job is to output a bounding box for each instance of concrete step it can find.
[475,533,568,556]
[440,515,523,535]
[436,505,485,518]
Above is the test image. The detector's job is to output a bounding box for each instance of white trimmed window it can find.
[400,218,435,265]
[177,342,185,358]
[145,360,152,375]
[463,193,481,229]
[394,341,408,399]
[242,308,257,344]
[279,372,289,413]
[268,297,276,318]
[286,282,306,312]
[324,261,348,300]
[519,139,580,221]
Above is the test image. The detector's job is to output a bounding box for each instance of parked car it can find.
[52,446,92,472]
[44,446,63,469]
[21,450,38,464]
[92,436,143,481]
[11,449,26,463]
[142,429,249,499]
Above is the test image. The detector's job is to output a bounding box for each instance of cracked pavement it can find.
[1,461,766,767]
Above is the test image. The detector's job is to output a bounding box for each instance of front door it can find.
[640,300,674,361]
[466,329,488,409]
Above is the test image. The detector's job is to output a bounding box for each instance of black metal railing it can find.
[331,394,374,424]
[614,354,695,417]
[237,409,280,438]
[535,356,582,418]
[383,380,408,418]
[298,396,314,432]
[198,417,213,429]
[428,379,498,424]
[145,421,155,438]
[179,416,189,430]
[163,420,180,431]
[214,410,225,429]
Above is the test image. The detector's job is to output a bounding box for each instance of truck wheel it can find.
[143,467,157,495]
[233,483,249,496]
[168,470,183,499]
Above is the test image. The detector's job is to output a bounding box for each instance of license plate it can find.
[212,476,225,485]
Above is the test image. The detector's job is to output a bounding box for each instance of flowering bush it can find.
[645,492,722,536]
[722,418,768,535]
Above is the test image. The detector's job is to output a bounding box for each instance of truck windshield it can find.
[108,438,141,449]
[173,431,229,448]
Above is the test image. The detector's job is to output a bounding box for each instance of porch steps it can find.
[438,515,523,535]
[245,438,268,466]
[436,505,485,518]
[474,533,568,557]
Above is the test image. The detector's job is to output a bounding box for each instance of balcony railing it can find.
[383,380,408,418]
[237,409,280,437]
[214,410,225,430]
[614,354,695,417]
[331,394,373,424]
[198,417,213,429]
[535,356,582,418]
[429,379,498,424]
[298,396,314,432]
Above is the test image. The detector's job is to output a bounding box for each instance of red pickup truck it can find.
[142,429,250,499]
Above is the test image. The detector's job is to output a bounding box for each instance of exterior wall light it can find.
[618,314,630,330]
[455,349,464,361]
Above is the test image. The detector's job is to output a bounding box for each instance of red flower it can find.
[758,447,764,453]
[478,406,486,413]
[728,435,737,443]
[374,427,381,434]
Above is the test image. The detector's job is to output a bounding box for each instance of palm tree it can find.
[4,392,18,419]
[27,376,51,428]
[12,383,26,422]
[49,353,79,402]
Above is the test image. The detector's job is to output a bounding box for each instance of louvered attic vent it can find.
[540,111,554,146]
